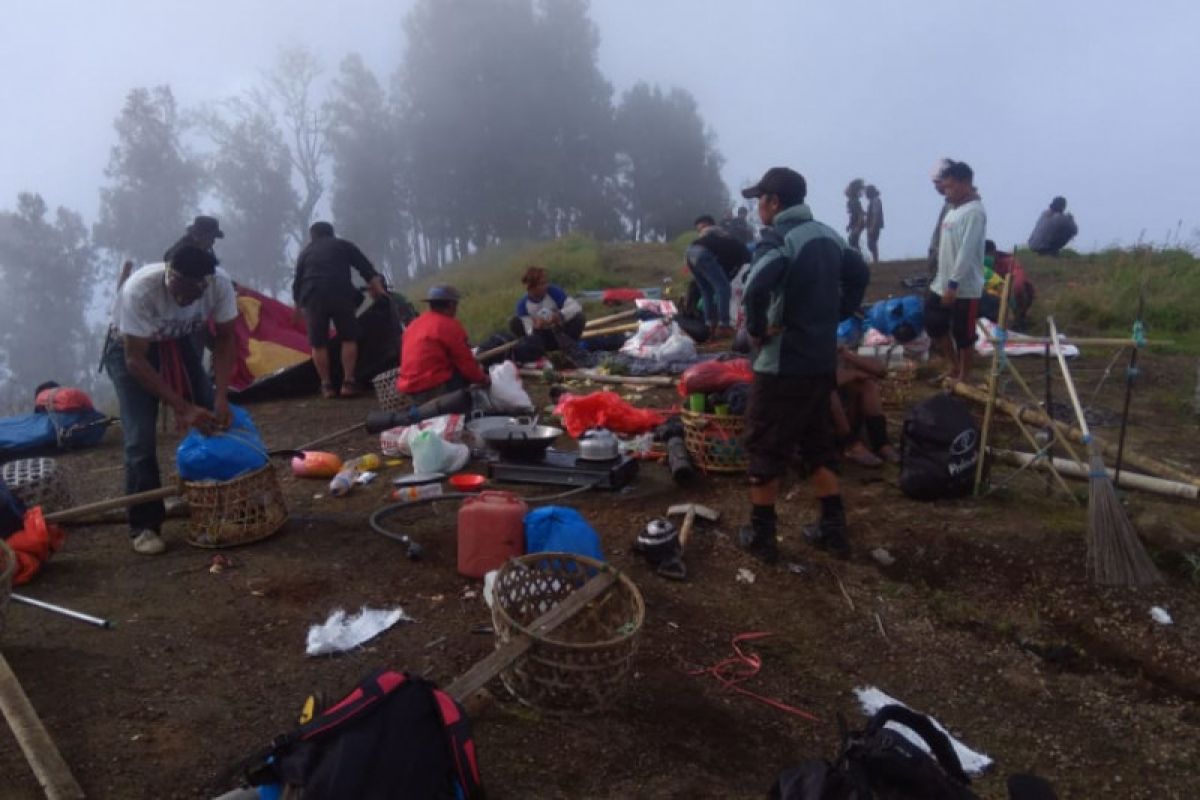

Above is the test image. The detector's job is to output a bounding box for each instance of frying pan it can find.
[481,423,563,461]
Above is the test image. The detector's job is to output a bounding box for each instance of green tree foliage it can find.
[0,193,100,404]
[94,86,201,263]
[326,54,409,283]
[204,101,299,293]
[616,83,730,241]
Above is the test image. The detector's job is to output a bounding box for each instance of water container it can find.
[457,490,527,578]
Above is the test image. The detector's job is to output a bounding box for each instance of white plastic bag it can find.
[620,320,697,364]
[379,413,464,457]
[487,361,532,411]
[411,429,446,474]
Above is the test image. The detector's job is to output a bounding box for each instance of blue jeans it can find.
[103,337,213,535]
[687,248,731,327]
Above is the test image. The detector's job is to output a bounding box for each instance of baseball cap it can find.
[741,167,807,205]
[189,215,225,239]
[423,285,461,302]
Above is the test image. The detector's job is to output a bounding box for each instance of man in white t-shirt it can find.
[103,245,240,554]
[927,160,986,382]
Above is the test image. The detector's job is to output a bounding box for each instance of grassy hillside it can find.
[1024,246,1200,353]
[403,235,681,340]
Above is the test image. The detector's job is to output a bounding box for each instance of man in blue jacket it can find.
[737,167,869,561]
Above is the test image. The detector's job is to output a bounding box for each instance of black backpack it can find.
[771,704,978,800]
[899,394,980,501]
[229,669,482,800]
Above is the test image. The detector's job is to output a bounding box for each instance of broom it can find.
[1048,317,1160,586]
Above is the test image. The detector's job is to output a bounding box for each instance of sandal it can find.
[339,379,363,398]
[321,382,338,399]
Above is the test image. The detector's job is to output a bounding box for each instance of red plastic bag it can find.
[677,359,754,396]
[34,386,94,413]
[554,391,666,437]
[602,288,645,306]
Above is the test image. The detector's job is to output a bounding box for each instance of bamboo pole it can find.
[947,380,1200,489]
[990,449,1198,501]
[0,652,86,800]
[1000,408,1081,504]
[986,336,1171,347]
[44,485,180,523]
[517,368,675,387]
[580,321,640,339]
[998,359,1086,468]
[584,308,639,329]
[974,273,1012,495]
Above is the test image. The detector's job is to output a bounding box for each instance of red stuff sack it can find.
[678,359,754,396]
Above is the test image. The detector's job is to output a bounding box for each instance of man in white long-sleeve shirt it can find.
[926,160,986,381]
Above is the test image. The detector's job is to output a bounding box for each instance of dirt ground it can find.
[3,260,1200,799]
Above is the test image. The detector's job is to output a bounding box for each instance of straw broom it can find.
[1047,317,1161,586]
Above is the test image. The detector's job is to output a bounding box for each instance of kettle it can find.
[635,517,679,565]
[577,427,620,461]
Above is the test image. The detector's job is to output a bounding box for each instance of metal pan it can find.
[482,424,563,461]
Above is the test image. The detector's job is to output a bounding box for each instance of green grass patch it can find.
[1025,246,1200,355]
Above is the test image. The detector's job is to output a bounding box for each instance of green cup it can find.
[688,392,707,413]
[713,404,731,416]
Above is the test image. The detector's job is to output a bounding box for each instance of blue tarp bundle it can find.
[0,409,109,455]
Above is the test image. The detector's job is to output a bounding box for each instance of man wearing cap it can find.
[164,215,225,264]
[737,167,869,562]
[928,160,987,382]
[927,159,953,278]
[103,245,239,555]
[293,221,386,398]
[397,285,490,405]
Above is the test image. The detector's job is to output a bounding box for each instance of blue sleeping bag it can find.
[0,409,109,455]
[865,295,924,340]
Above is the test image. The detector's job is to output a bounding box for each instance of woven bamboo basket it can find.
[372,367,413,411]
[0,539,14,641]
[681,411,748,473]
[881,360,918,408]
[491,554,644,715]
[1,457,72,513]
[182,464,287,548]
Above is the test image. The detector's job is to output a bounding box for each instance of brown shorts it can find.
[743,372,837,480]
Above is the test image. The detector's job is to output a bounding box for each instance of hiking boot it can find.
[131,529,166,555]
[802,521,849,559]
[737,525,779,565]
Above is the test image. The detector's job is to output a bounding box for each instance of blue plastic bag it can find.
[176,405,268,482]
[524,506,604,562]
[865,295,924,338]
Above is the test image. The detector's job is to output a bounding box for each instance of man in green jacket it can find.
[737,167,869,561]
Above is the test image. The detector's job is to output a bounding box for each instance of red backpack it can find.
[229,669,482,799]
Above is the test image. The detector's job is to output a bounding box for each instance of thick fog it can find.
[1,0,1197,406]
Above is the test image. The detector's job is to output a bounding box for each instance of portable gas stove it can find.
[486,448,638,490]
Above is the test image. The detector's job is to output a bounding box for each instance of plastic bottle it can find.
[391,483,444,503]
[328,467,356,497]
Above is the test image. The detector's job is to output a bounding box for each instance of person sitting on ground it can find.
[687,215,747,338]
[103,245,239,555]
[397,285,490,405]
[864,184,884,264]
[508,266,586,355]
[844,179,866,250]
[1027,196,1078,255]
[980,240,1036,329]
[292,221,387,398]
[164,215,224,264]
[832,346,898,467]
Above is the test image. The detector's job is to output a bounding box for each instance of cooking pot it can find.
[578,428,619,461]
[465,414,531,450]
[481,423,563,461]
[635,517,679,565]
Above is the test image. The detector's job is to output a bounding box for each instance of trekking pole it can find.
[10,593,114,629]
[1114,290,1146,484]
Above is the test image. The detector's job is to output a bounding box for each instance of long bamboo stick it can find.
[0,652,86,800]
[990,449,1197,500]
[584,308,639,329]
[986,336,1171,347]
[580,321,640,339]
[517,368,675,387]
[975,273,1012,495]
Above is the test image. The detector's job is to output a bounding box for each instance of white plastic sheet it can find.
[305,606,414,656]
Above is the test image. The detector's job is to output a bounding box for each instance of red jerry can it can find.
[457,490,528,578]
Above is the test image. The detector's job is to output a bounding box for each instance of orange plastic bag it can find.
[8,507,65,586]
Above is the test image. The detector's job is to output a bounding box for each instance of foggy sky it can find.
[3,0,1197,262]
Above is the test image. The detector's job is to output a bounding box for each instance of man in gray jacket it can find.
[1027,196,1078,255]
[737,167,869,562]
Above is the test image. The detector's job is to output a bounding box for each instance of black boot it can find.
[802,496,849,558]
[738,505,779,565]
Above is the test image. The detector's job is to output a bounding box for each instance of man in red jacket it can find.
[397,285,490,404]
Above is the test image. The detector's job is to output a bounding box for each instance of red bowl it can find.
[449,473,487,491]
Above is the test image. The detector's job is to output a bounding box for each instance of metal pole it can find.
[10,593,114,629]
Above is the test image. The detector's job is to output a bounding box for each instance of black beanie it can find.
[170,244,218,279]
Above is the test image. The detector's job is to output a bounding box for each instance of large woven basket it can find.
[372,367,412,411]
[182,464,287,548]
[681,411,748,473]
[0,540,14,642]
[491,554,644,715]
[2,457,72,513]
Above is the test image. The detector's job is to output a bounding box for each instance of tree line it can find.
[0,0,729,406]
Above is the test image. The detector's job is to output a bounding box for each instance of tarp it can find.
[227,287,312,391]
